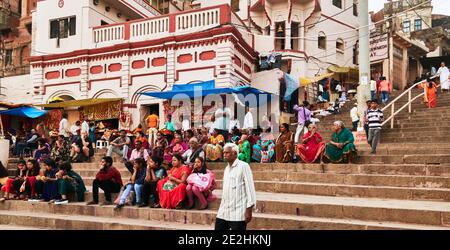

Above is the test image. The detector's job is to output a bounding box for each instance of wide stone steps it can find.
[0,210,212,230]
[0,199,449,230]
[70,162,450,177]
[71,188,450,228]
[73,169,450,189]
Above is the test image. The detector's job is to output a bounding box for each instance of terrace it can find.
[91,4,253,49]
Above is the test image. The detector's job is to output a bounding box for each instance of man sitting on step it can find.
[86,156,123,206]
[106,130,130,162]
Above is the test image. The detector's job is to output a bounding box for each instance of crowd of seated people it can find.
[1,107,357,210]
[0,158,86,204]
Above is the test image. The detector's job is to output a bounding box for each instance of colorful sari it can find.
[419,82,437,108]
[297,132,326,163]
[157,165,191,209]
[164,141,188,163]
[252,133,275,163]
[205,134,225,161]
[275,131,294,163]
[323,128,357,163]
[238,140,251,163]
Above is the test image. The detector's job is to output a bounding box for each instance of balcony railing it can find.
[93,24,126,44]
[92,4,235,47]
[130,16,169,40]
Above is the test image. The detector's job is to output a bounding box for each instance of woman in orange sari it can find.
[157,154,191,209]
[296,124,326,163]
[419,78,439,108]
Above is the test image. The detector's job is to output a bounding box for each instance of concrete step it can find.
[356,154,450,164]
[71,162,450,177]
[1,200,449,230]
[214,180,450,201]
[382,137,450,143]
[211,171,450,189]
[0,210,212,230]
[383,127,450,133]
[72,170,450,189]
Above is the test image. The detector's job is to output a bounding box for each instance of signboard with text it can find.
[370,33,389,62]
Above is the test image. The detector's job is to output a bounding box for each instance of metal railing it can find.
[382,75,438,129]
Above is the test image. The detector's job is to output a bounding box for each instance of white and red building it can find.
[29,0,359,127]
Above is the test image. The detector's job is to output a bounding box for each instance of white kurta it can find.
[437,66,450,90]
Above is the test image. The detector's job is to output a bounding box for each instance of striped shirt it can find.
[217,159,257,222]
[367,108,384,129]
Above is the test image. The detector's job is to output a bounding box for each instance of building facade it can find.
[30,0,361,129]
[0,0,36,104]
[369,0,430,90]
[30,0,256,128]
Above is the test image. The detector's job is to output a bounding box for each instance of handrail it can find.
[382,75,438,129]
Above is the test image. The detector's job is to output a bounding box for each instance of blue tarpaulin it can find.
[0,106,48,118]
[283,73,299,102]
[140,84,275,107]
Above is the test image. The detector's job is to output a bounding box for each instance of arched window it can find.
[318,32,326,50]
[336,38,344,53]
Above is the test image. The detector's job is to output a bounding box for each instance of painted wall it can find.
[1,74,33,104]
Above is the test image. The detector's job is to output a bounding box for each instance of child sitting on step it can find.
[34,158,60,202]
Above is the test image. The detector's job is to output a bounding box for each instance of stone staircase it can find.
[1,90,450,230]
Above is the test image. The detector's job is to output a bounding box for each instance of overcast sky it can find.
[369,0,450,15]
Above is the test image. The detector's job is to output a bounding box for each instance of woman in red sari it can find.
[157,154,191,209]
[296,124,326,163]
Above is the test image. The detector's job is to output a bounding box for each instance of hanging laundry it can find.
[284,73,299,102]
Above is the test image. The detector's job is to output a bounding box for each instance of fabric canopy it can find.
[299,72,335,86]
[35,98,123,108]
[171,80,215,92]
[0,106,48,118]
[141,85,275,100]
[140,85,274,107]
[328,65,359,74]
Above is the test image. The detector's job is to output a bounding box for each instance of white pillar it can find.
[285,21,291,50]
[166,42,176,89]
[357,0,370,121]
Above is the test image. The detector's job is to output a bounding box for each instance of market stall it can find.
[35,98,124,140]
[0,106,49,167]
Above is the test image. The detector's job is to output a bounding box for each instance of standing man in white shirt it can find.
[214,101,231,140]
[216,143,256,230]
[335,82,343,99]
[58,113,70,139]
[81,115,90,136]
[350,103,359,131]
[243,106,254,131]
[437,62,450,93]
[370,79,377,101]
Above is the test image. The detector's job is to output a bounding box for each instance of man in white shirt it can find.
[81,115,90,135]
[70,121,81,136]
[437,62,450,93]
[182,138,205,167]
[58,113,70,139]
[181,114,191,131]
[350,103,359,131]
[243,107,254,131]
[370,79,377,100]
[335,82,342,94]
[214,103,231,139]
[215,143,256,230]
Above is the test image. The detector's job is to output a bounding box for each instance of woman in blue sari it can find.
[252,127,275,163]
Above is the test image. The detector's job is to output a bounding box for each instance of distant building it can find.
[0,0,36,104]
[369,0,430,90]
